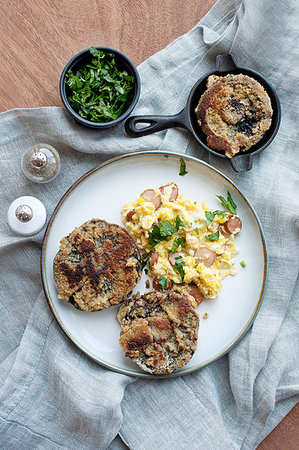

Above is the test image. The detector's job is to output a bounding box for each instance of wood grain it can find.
[0,0,297,448]
[0,0,216,111]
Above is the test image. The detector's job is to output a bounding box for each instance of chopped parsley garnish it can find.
[64,47,135,123]
[175,215,186,229]
[216,191,237,215]
[174,256,186,281]
[149,215,186,249]
[195,227,200,235]
[205,230,220,241]
[179,158,188,176]
[171,237,186,253]
[158,276,168,292]
[203,211,214,226]
[240,261,246,268]
[164,155,169,158]
[140,253,150,270]
[148,224,163,248]
[159,221,177,238]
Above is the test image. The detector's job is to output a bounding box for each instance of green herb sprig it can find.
[140,253,150,271]
[216,192,237,215]
[65,47,135,123]
[149,215,186,249]
[174,256,186,281]
[171,237,186,253]
[213,210,229,218]
[203,211,214,226]
[158,276,168,292]
[179,158,188,176]
[205,230,220,242]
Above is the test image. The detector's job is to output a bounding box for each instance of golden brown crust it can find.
[118,290,199,374]
[195,74,273,157]
[53,218,141,311]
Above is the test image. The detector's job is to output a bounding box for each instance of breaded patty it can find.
[118,290,199,374]
[195,74,273,157]
[53,218,141,311]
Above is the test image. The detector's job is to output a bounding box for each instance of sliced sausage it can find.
[195,247,216,267]
[168,252,182,267]
[187,284,203,306]
[150,252,159,267]
[140,189,161,210]
[153,277,173,291]
[159,183,179,201]
[223,215,242,235]
[126,209,135,222]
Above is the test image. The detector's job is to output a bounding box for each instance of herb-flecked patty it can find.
[195,74,273,158]
[53,219,141,311]
[118,290,199,374]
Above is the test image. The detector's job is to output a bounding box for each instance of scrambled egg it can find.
[122,183,238,299]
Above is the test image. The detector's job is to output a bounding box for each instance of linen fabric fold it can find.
[0,0,298,448]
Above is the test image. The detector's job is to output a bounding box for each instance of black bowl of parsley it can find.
[60,47,140,128]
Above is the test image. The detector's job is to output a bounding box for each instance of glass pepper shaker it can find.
[21,143,61,183]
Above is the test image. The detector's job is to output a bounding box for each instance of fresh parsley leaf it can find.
[179,158,188,176]
[159,221,177,238]
[203,211,214,226]
[148,215,186,249]
[205,230,220,241]
[175,215,186,229]
[65,47,135,123]
[213,210,229,218]
[164,155,169,158]
[140,253,150,270]
[240,261,246,268]
[148,224,163,248]
[227,192,237,213]
[158,276,168,292]
[174,256,186,281]
[216,191,237,215]
[89,46,102,58]
[171,237,186,253]
[195,227,199,235]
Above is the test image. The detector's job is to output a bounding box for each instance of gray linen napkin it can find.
[0,0,298,448]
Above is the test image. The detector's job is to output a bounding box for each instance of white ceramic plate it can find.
[41,151,267,377]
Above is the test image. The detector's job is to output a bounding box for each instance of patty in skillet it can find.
[195,73,273,157]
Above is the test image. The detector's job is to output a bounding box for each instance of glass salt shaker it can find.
[21,143,61,183]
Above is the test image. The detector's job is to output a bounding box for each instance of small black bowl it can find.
[60,47,141,129]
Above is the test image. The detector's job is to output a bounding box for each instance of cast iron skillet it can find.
[125,54,281,172]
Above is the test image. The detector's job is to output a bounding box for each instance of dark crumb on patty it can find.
[53,218,141,311]
[118,290,199,374]
[195,73,273,157]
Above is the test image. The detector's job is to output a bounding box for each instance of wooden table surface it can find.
[0,0,298,448]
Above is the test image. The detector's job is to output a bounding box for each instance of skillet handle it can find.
[125,108,189,137]
[230,154,253,172]
[216,54,237,72]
